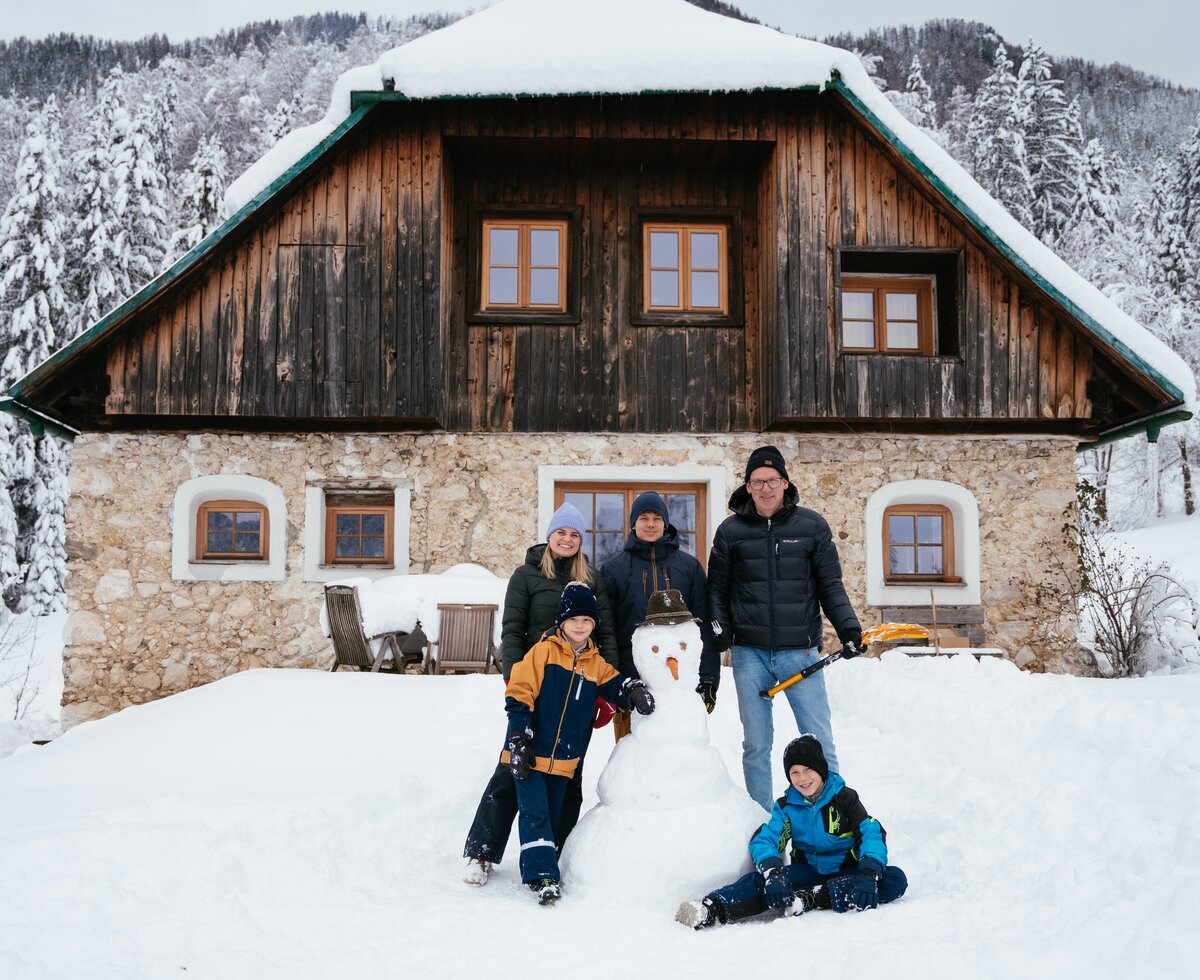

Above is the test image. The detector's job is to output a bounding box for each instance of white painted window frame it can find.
[536,463,728,559]
[171,475,287,582]
[864,479,980,606]
[303,485,411,583]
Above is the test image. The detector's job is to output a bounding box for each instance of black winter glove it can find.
[761,866,794,910]
[828,871,879,912]
[709,621,732,653]
[696,681,717,714]
[506,731,532,780]
[623,678,656,716]
[840,629,864,659]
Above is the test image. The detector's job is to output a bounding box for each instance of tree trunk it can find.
[1182,436,1195,517]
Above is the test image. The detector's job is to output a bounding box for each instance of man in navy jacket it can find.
[601,491,719,737]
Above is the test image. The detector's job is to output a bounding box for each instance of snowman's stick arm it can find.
[758,650,843,700]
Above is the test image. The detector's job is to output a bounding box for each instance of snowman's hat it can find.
[637,589,701,628]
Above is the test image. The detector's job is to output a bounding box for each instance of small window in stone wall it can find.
[196,500,269,561]
[324,491,395,566]
[882,503,959,583]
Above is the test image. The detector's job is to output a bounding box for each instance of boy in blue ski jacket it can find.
[504,583,655,905]
[676,734,907,927]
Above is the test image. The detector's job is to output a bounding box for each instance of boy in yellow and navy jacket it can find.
[503,582,655,904]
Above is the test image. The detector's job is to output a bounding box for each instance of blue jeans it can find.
[731,645,839,810]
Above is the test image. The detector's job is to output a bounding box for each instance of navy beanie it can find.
[555,583,599,629]
[782,735,829,782]
[629,491,669,528]
[744,445,790,483]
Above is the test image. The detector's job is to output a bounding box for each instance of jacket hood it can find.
[524,542,549,566]
[783,771,845,808]
[727,479,799,516]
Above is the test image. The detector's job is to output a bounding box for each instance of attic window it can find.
[841,276,934,354]
[838,249,961,357]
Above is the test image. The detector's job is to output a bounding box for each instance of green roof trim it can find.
[828,77,1187,408]
[5,102,378,403]
[1077,408,1193,452]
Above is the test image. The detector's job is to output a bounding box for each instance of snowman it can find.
[560,589,766,905]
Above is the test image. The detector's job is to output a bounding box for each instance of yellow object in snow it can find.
[862,622,930,645]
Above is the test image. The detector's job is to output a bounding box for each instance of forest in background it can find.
[0,4,1197,615]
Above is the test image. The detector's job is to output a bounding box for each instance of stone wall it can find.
[61,431,1084,725]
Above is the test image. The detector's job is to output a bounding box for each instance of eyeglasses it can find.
[747,478,784,491]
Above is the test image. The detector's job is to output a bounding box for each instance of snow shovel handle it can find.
[758,650,843,700]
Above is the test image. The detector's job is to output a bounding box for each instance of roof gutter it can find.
[0,396,81,442]
[1077,407,1193,453]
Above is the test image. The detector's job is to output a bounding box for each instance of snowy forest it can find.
[0,5,1198,617]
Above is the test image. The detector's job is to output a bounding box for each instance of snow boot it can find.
[530,878,561,905]
[675,897,720,930]
[463,858,491,886]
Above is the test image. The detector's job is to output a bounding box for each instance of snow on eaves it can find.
[224,0,1196,413]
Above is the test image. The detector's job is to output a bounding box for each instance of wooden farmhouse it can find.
[3,0,1194,723]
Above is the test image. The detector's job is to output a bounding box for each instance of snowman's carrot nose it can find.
[666,657,679,681]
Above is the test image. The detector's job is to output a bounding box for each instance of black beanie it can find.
[744,445,790,483]
[555,582,598,629]
[782,735,829,782]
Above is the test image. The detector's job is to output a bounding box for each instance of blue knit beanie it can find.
[546,502,586,539]
[628,491,669,528]
[555,583,598,628]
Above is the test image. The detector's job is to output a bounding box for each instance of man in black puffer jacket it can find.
[601,491,720,738]
[707,446,863,810]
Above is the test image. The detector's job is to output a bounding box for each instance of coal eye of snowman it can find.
[679,642,687,650]
[651,645,659,653]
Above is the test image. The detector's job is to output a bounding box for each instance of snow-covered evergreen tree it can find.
[1146,159,1198,302]
[905,55,937,128]
[1017,42,1082,243]
[0,96,72,612]
[166,134,229,263]
[70,67,131,329]
[852,50,888,92]
[1171,114,1200,246]
[18,434,68,614]
[969,44,1034,228]
[1066,139,1119,236]
[943,84,973,165]
[115,103,169,290]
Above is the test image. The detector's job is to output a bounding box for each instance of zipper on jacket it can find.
[767,517,775,648]
[548,646,581,777]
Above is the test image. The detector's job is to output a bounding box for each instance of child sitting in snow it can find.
[676,734,907,928]
[503,582,656,905]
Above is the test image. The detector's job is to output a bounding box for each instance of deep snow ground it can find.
[1,658,1198,979]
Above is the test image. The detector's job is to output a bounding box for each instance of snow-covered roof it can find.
[221,0,1195,412]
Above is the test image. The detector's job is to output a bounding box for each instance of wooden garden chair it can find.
[323,584,416,673]
[425,603,499,675]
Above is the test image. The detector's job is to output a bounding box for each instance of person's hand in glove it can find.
[761,865,794,910]
[506,730,532,780]
[709,621,732,653]
[696,681,717,714]
[828,860,882,912]
[840,629,864,659]
[623,678,656,715]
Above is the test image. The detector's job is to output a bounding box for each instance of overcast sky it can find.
[5,0,1198,89]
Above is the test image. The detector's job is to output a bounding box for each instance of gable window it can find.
[481,218,568,312]
[643,224,728,314]
[883,504,959,583]
[841,275,934,354]
[196,500,269,561]
[838,249,962,357]
[324,491,395,566]
[554,482,708,568]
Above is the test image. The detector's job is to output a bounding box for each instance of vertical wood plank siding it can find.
[101,93,1122,430]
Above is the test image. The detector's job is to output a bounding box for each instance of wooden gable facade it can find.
[13,88,1182,439]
